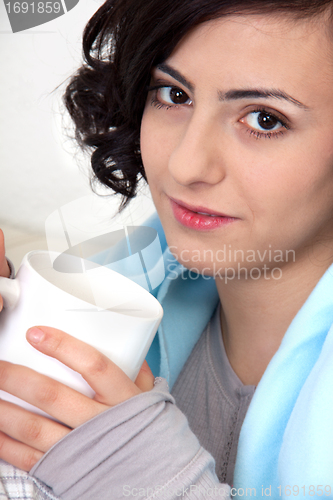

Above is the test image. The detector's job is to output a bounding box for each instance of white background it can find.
[0,0,155,268]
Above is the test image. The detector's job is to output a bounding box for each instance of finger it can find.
[0,399,70,452]
[26,326,142,406]
[0,231,10,278]
[134,360,155,392]
[0,430,43,472]
[0,361,107,428]
[0,295,3,313]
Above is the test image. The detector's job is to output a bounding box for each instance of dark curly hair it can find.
[64,0,333,208]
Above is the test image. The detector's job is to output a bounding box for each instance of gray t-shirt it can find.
[172,305,255,485]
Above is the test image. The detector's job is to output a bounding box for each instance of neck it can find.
[215,258,332,386]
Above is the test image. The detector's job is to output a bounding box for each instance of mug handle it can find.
[0,277,20,309]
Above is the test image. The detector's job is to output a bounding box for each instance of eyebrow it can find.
[156,63,195,93]
[220,89,308,109]
[155,63,308,110]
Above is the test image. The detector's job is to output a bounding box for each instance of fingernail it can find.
[27,327,45,344]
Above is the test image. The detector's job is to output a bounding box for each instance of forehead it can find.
[166,14,333,103]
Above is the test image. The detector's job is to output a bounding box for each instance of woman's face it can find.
[140,14,333,277]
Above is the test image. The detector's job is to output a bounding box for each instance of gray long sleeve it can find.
[30,378,230,500]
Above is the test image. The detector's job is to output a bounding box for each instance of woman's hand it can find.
[0,326,155,471]
[0,229,11,312]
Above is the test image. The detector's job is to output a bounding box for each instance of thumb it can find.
[134,360,155,392]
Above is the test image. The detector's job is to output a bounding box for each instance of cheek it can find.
[140,110,163,180]
[247,154,333,243]
[140,106,180,180]
[140,110,153,168]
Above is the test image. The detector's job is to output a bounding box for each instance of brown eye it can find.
[169,87,190,104]
[158,86,192,106]
[241,110,284,133]
[257,112,279,130]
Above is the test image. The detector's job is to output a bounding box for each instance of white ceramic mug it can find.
[0,250,163,415]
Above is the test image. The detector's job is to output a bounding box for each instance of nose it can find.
[168,110,226,186]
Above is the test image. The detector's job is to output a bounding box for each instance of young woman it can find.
[1,0,333,498]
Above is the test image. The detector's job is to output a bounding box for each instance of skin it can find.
[1,11,333,470]
[0,230,10,310]
[0,324,154,470]
[140,13,333,385]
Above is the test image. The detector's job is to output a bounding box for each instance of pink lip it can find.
[169,197,238,231]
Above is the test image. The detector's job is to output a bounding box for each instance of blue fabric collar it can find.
[143,213,219,387]
[233,263,333,493]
